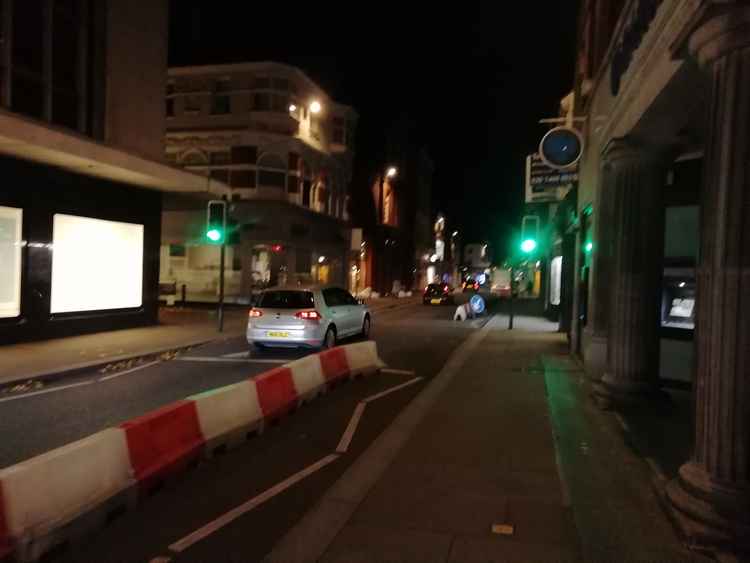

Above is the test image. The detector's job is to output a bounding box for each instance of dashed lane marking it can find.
[379,368,416,376]
[174,356,287,364]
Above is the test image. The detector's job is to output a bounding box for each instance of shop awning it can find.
[0,110,229,194]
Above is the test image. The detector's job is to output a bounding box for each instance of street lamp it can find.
[289,103,297,112]
[309,100,322,114]
[379,165,398,225]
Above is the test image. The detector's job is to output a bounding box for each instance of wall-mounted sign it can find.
[539,127,583,169]
[525,153,578,203]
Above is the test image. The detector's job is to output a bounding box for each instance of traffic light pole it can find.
[508,266,515,330]
[218,241,225,332]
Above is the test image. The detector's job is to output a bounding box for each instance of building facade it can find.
[354,137,434,296]
[0,0,219,344]
[161,62,357,301]
[571,0,750,552]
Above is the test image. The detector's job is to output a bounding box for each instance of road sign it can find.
[470,294,485,315]
[539,126,583,169]
[525,154,578,203]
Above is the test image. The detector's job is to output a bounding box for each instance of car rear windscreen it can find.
[259,290,314,309]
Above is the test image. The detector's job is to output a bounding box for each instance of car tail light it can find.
[443,285,449,293]
[248,308,263,318]
[295,310,321,321]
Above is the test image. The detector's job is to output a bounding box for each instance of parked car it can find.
[247,286,370,353]
[462,278,480,292]
[423,283,453,305]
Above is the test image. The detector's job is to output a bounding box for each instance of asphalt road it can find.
[0,301,480,563]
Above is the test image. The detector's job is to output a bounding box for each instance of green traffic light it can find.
[521,239,537,253]
[206,228,222,242]
[584,241,593,253]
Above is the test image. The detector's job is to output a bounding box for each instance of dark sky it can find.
[168,1,579,252]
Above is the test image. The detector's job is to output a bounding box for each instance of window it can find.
[258,153,285,170]
[210,151,231,165]
[272,77,288,91]
[322,288,341,307]
[259,290,314,309]
[166,98,174,117]
[211,79,231,115]
[253,92,270,111]
[0,206,22,318]
[302,181,312,207]
[231,170,255,188]
[336,288,358,306]
[231,145,257,165]
[210,169,229,184]
[258,170,286,188]
[288,153,299,170]
[253,76,271,89]
[185,95,202,113]
[287,176,299,193]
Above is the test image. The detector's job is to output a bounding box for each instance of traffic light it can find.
[521,238,537,254]
[206,200,226,244]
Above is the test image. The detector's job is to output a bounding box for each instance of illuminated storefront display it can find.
[51,214,144,314]
[0,206,22,319]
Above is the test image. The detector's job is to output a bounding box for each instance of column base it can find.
[582,329,607,381]
[665,462,750,555]
[592,373,668,409]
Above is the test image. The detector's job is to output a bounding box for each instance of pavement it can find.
[0,301,708,562]
[266,317,708,563]
[0,297,421,389]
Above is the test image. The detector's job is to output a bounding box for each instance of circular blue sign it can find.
[470,294,485,314]
[539,127,583,169]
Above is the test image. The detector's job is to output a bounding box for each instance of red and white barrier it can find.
[0,341,384,562]
[120,401,205,496]
[189,380,264,456]
[0,428,133,561]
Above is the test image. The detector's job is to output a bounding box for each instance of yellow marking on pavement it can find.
[491,523,515,535]
[0,380,93,403]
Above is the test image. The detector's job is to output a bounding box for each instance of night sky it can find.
[168,1,579,254]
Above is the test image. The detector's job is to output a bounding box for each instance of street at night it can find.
[2,0,750,561]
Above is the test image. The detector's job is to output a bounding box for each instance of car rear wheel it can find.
[323,326,337,349]
[360,316,371,339]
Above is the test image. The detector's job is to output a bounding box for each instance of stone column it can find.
[594,138,667,404]
[584,158,617,379]
[666,7,750,550]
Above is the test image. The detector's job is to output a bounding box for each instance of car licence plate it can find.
[267,331,290,338]
[431,298,442,304]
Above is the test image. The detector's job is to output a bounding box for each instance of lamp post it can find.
[376,166,397,293]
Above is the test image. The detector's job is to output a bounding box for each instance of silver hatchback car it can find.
[246,286,371,352]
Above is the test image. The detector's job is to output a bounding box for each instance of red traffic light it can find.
[271,244,283,253]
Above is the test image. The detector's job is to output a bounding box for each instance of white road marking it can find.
[362,377,423,403]
[336,377,424,453]
[379,368,416,376]
[174,356,287,364]
[336,402,366,453]
[221,351,253,358]
[0,380,94,403]
[168,454,339,553]
[99,360,160,382]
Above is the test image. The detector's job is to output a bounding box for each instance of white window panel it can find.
[0,206,23,318]
[51,214,144,314]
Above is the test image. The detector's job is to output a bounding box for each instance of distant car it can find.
[247,286,370,353]
[423,283,453,305]
[462,279,480,292]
